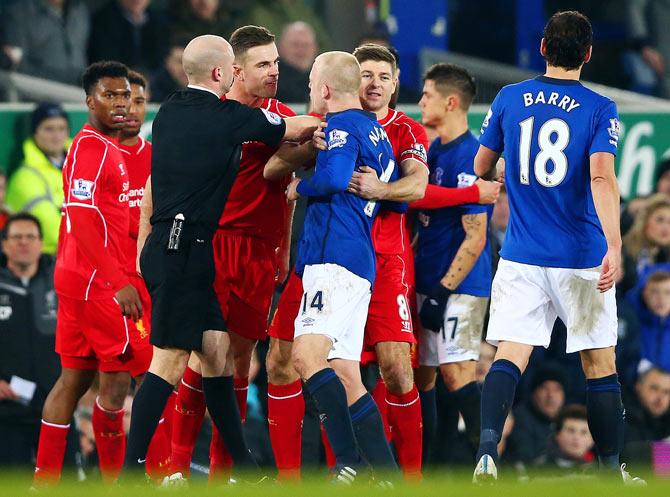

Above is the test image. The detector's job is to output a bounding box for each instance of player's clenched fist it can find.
[475,179,501,205]
[286,177,302,201]
[116,283,143,322]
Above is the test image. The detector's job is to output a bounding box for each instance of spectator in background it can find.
[621,193,670,295]
[507,364,566,464]
[276,22,318,104]
[6,103,71,255]
[615,259,642,387]
[536,405,595,472]
[628,0,670,98]
[0,214,80,470]
[2,0,89,86]
[626,265,670,373]
[169,0,237,42]
[149,37,189,102]
[89,0,167,74]
[623,367,670,464]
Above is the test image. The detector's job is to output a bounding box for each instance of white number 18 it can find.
[519,117,570,187]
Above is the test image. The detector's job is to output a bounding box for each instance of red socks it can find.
[208,377,248,482]
[34,420,70,486]
[170,367,206,476]
[145,391,176,479]
[268,379,305,480]
[92,399,125,484]
[387,385,423,479]
[372,378,392,441]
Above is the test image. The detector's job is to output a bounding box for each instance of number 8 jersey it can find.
[479,75,620,268]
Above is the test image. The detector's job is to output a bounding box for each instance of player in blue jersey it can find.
[472,11,644,485]
[286,51,399,483]
[414,63,494,459]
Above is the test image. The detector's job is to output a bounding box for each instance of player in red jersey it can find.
[116,70,174,481]
[168,26,298,480]
[33,61,143,487]
[263,45,500,479]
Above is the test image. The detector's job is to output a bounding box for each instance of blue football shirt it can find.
[415,131,493,297]
[295,109,397,284]
[479,76,620,268]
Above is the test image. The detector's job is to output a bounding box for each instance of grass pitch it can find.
[2,470,667,497]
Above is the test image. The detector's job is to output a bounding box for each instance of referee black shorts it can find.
[140,223,226,352]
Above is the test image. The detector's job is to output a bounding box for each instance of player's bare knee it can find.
[149,347,190,385]
[380,360,413,394]
[267,347,294,384]
[98,371,131,409]
[580,347,616,379]
[440,362,476,391]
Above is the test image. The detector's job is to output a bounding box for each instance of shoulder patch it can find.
[71,179,94,200]
[261,108,282,125]
[457,172,477,188]
[481,108,493,134]
[608,118,621,147]
[328,129,349,150]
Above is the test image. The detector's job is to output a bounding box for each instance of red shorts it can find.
[56,294,151,377]
[268,271,303,342]
[361,253,417,365]
[213,231,278,341]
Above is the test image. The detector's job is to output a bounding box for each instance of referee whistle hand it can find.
[116,284,143,322]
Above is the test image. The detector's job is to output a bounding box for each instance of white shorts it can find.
[418,293,489,366]
[486,258,617,353]
[294,263,372,361]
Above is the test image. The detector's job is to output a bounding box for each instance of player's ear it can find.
[85,93,94,111]
[584,46,593,65]
[233,63,243,81]
[321,83,329,100]
[539,37,547,58]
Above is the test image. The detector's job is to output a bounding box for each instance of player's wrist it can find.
[433,282,453,301]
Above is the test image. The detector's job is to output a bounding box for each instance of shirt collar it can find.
[187,84,221,99]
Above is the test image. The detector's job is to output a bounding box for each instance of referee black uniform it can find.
[140,86,286,351]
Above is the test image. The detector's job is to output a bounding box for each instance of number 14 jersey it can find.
[479,75,620,269]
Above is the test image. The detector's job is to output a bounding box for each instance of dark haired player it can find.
[33,61,141,486]
[472,11,644,485]
[168,25,299,480]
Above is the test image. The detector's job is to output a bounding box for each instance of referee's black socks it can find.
[202,375,257,468]
[125,372,174,474]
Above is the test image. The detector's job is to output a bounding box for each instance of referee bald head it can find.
[182,35,235,96]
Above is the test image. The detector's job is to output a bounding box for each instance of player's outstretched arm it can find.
[264,142,317,181]
[283,115,321,142]
[136,176,153,275]
[473,144,501,181]
[348,159,428,202]
[590,151,622,292]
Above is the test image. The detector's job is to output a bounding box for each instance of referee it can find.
[125,34,318,478]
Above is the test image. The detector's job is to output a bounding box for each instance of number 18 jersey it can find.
[479,75,620,269]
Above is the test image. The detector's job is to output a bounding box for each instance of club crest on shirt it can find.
[71,179,94,200]
[327,129,349,150]
[261,108,282,125]
[457,172,477,188]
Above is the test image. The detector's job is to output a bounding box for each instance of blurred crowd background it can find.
[0,0,668,482]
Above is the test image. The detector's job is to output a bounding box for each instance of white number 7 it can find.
[364,158,395,217]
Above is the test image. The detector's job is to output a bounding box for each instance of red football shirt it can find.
[372,109,429,255]
[119,136,152,274]
[55,125,131,300]
[218,98,296,245]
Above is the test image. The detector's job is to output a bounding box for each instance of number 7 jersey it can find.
[479,75,620,269]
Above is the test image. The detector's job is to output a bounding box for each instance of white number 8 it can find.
[397,294,410,321]
[519,117,570,187]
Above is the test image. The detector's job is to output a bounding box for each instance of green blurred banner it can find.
[1,105,668,199]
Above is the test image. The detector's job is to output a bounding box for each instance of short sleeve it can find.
[65,137,108,207]
[398,120,429,169]
[478,90,505,153]
[226,101,286,146]
[589,100,620,157]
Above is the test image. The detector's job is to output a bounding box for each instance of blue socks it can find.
[476,359,521,463]
[305,368,361,468]
[419,388,437,466]
[349,393,397,469]
[586,374,624,471]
